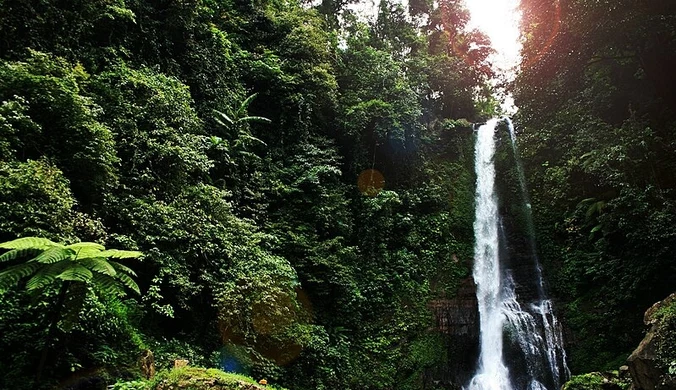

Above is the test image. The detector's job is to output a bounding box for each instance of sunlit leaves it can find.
[0,237,141,297]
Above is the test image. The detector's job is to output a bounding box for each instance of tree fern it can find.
[96,249,143,259]
[66,242,105,251]
[0,236,142,297]
[91,273,126,296]
[0,237,57,250]
[80,257,117,276]
[109,261,137,277]
[25,262,70,291]
[115,272,140,295]
[0,248,42,263]
[57,264,94,283]
[0,262,42,290]
[31,246,72,264]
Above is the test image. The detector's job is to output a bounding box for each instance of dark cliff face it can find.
[494,121,569,390]
[425,278,480,389]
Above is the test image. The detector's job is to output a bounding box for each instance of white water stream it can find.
[468,119,512,390]
[467,119,569,390]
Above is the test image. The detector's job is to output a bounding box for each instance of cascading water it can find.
[467,118,569,390]
[468,119,512,390]
[504,118,570,390]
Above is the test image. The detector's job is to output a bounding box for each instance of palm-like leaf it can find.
[237,115,272,124]
[0,237,57,250]
[57,264,94,283]
[0,248,42,263]
[115,272,140,295]
[80,257,117,276]
[236,93,259,118]
[31,246,72,264]
[109,261,138,277]
[92,273,125,296]
[66,242,105,251]
[0,262,42,291]
[25,262,70,291]
[214,110,234,126]
[96,249,143,259]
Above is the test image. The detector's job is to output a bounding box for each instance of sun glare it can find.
[465,0,521,112]
[465,0,522,74]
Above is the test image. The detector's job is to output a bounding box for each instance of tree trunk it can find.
[36,281,69,383]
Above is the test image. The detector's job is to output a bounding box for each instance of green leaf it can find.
[214,110,234,126]
[0,262,42,291]
[238,115,272,124]
[57,264,93,283]
[96,249,143,259]
[31,246,73,264]
[109,261,137,277]
[91,273,125,296]
[237,93,259,117]
[80,257,117,276]
[0,248,42,263]
[115,272,140,295]
[0,237,57,250]
[25,262,70,291]
[67,242,105,251]
[61,283,88,331]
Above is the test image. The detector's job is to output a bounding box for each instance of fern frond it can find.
[31,246,73,264]
[0,262,42,291]
[91,273,125,296]
[109,261,137,277]
[0,237,57,250]
[73,247,107,260]
[66,242,105,251]
[96,249,143,259]
[80,257,117,276]
[0,248,42,263]
[115,272,140,295]
[25,262,70,291]
[57,264,93,283]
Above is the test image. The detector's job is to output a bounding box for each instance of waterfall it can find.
[468,119,512,390]
[467,119,569,390]
[503,118,570,389]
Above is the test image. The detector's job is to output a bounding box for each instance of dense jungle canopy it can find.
[0,0,674,389]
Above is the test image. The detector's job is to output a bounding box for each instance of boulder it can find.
[627,293,676,390]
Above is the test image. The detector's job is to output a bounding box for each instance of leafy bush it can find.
[150,367,286,390]
[654,298,676,374]
[563,372,630,390]
[112,380,150,390]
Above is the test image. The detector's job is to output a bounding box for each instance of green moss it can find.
[563,373,604,390]
[563,372,630,390]
[149,367,287,390]
[654,297,676,372]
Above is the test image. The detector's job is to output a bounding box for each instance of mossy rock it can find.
[563,372,630,390]
[151,367,286,390]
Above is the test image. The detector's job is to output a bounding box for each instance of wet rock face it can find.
[426,278,480,389]
[627,293,676,390]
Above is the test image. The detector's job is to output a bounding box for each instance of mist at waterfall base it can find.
[466,119,569,390]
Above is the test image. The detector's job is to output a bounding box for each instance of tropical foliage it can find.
[0,0,490,388]
[0,0,672,388]
[514,0,676,373]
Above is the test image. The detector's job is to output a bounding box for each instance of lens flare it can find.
[357,169,386,196]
